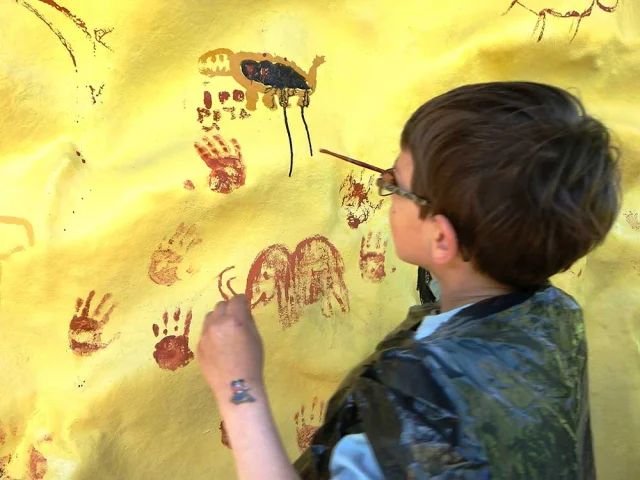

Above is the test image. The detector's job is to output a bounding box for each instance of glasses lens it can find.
[378,170,395,196]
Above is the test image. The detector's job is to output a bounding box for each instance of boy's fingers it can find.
[202,301,227,332]
[227,294,251,317]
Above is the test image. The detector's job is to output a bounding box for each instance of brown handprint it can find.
[148,223,202,286]
[68,291,118,356]
[152,308,194,371]
[193,135,246,194]
[294,397,325,452]
[359,232,388,283]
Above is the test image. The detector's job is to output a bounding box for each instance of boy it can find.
[196,82,620,479]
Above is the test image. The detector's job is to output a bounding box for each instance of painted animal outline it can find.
[13,0,113,71]
[504,0,619,42]
[218,235,350,328]
[198,49,326,176]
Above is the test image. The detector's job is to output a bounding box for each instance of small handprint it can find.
[148,223,202,286]
[193,135,246,194]
[152,308,194,371]
[294,397,325,452]
[68,291,118,356]
[359,232,388,283]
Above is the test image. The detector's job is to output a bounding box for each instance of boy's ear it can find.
[430,214,460,265]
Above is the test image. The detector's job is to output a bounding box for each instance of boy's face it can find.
[389,150,458,272]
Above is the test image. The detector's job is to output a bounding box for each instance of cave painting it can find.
[193,135,246,194]
[198,49,326,176]
[504,0,619,42]
[218,235,349,329]
[340,170,384,229]
[294,397,325,452]
[68,290,119,356]
[152,308,194,371]
[13,0,113,71]
[148,223,202,286]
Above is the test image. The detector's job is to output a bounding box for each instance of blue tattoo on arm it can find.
[230,379,255,404]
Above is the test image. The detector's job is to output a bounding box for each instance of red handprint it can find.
[194,135,246,194]
[152,308,194,371]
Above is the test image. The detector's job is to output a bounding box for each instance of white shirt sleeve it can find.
[329,433,384,480]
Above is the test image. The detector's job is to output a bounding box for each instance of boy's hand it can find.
[197,295,265,396]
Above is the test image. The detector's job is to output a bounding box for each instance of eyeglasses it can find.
[319,149,430,207]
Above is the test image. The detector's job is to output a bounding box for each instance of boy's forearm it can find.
[216,382,299,480]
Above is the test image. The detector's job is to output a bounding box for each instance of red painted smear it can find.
[204,91,213,109]
[223,106,236,120]
[68,290,118,356]
[193,135,246,194]
[219,91,230,104]
[505,0,619,42]
[239,108,251,119]
[38,0,91,38]
[219,421,231,449]
[340,171,383,229]
[148,223,202,286]
[233,89,245,102]
[88,84,104,104]
[93,28,113,50]
[359,232,387,283]
[152,309,194,371]
[196,100,222,132]
[218,235,350,328]
[183,180,195,190]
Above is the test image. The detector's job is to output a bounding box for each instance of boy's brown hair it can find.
[401,81,621,288]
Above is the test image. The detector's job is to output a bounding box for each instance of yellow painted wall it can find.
[0,1,638,478]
